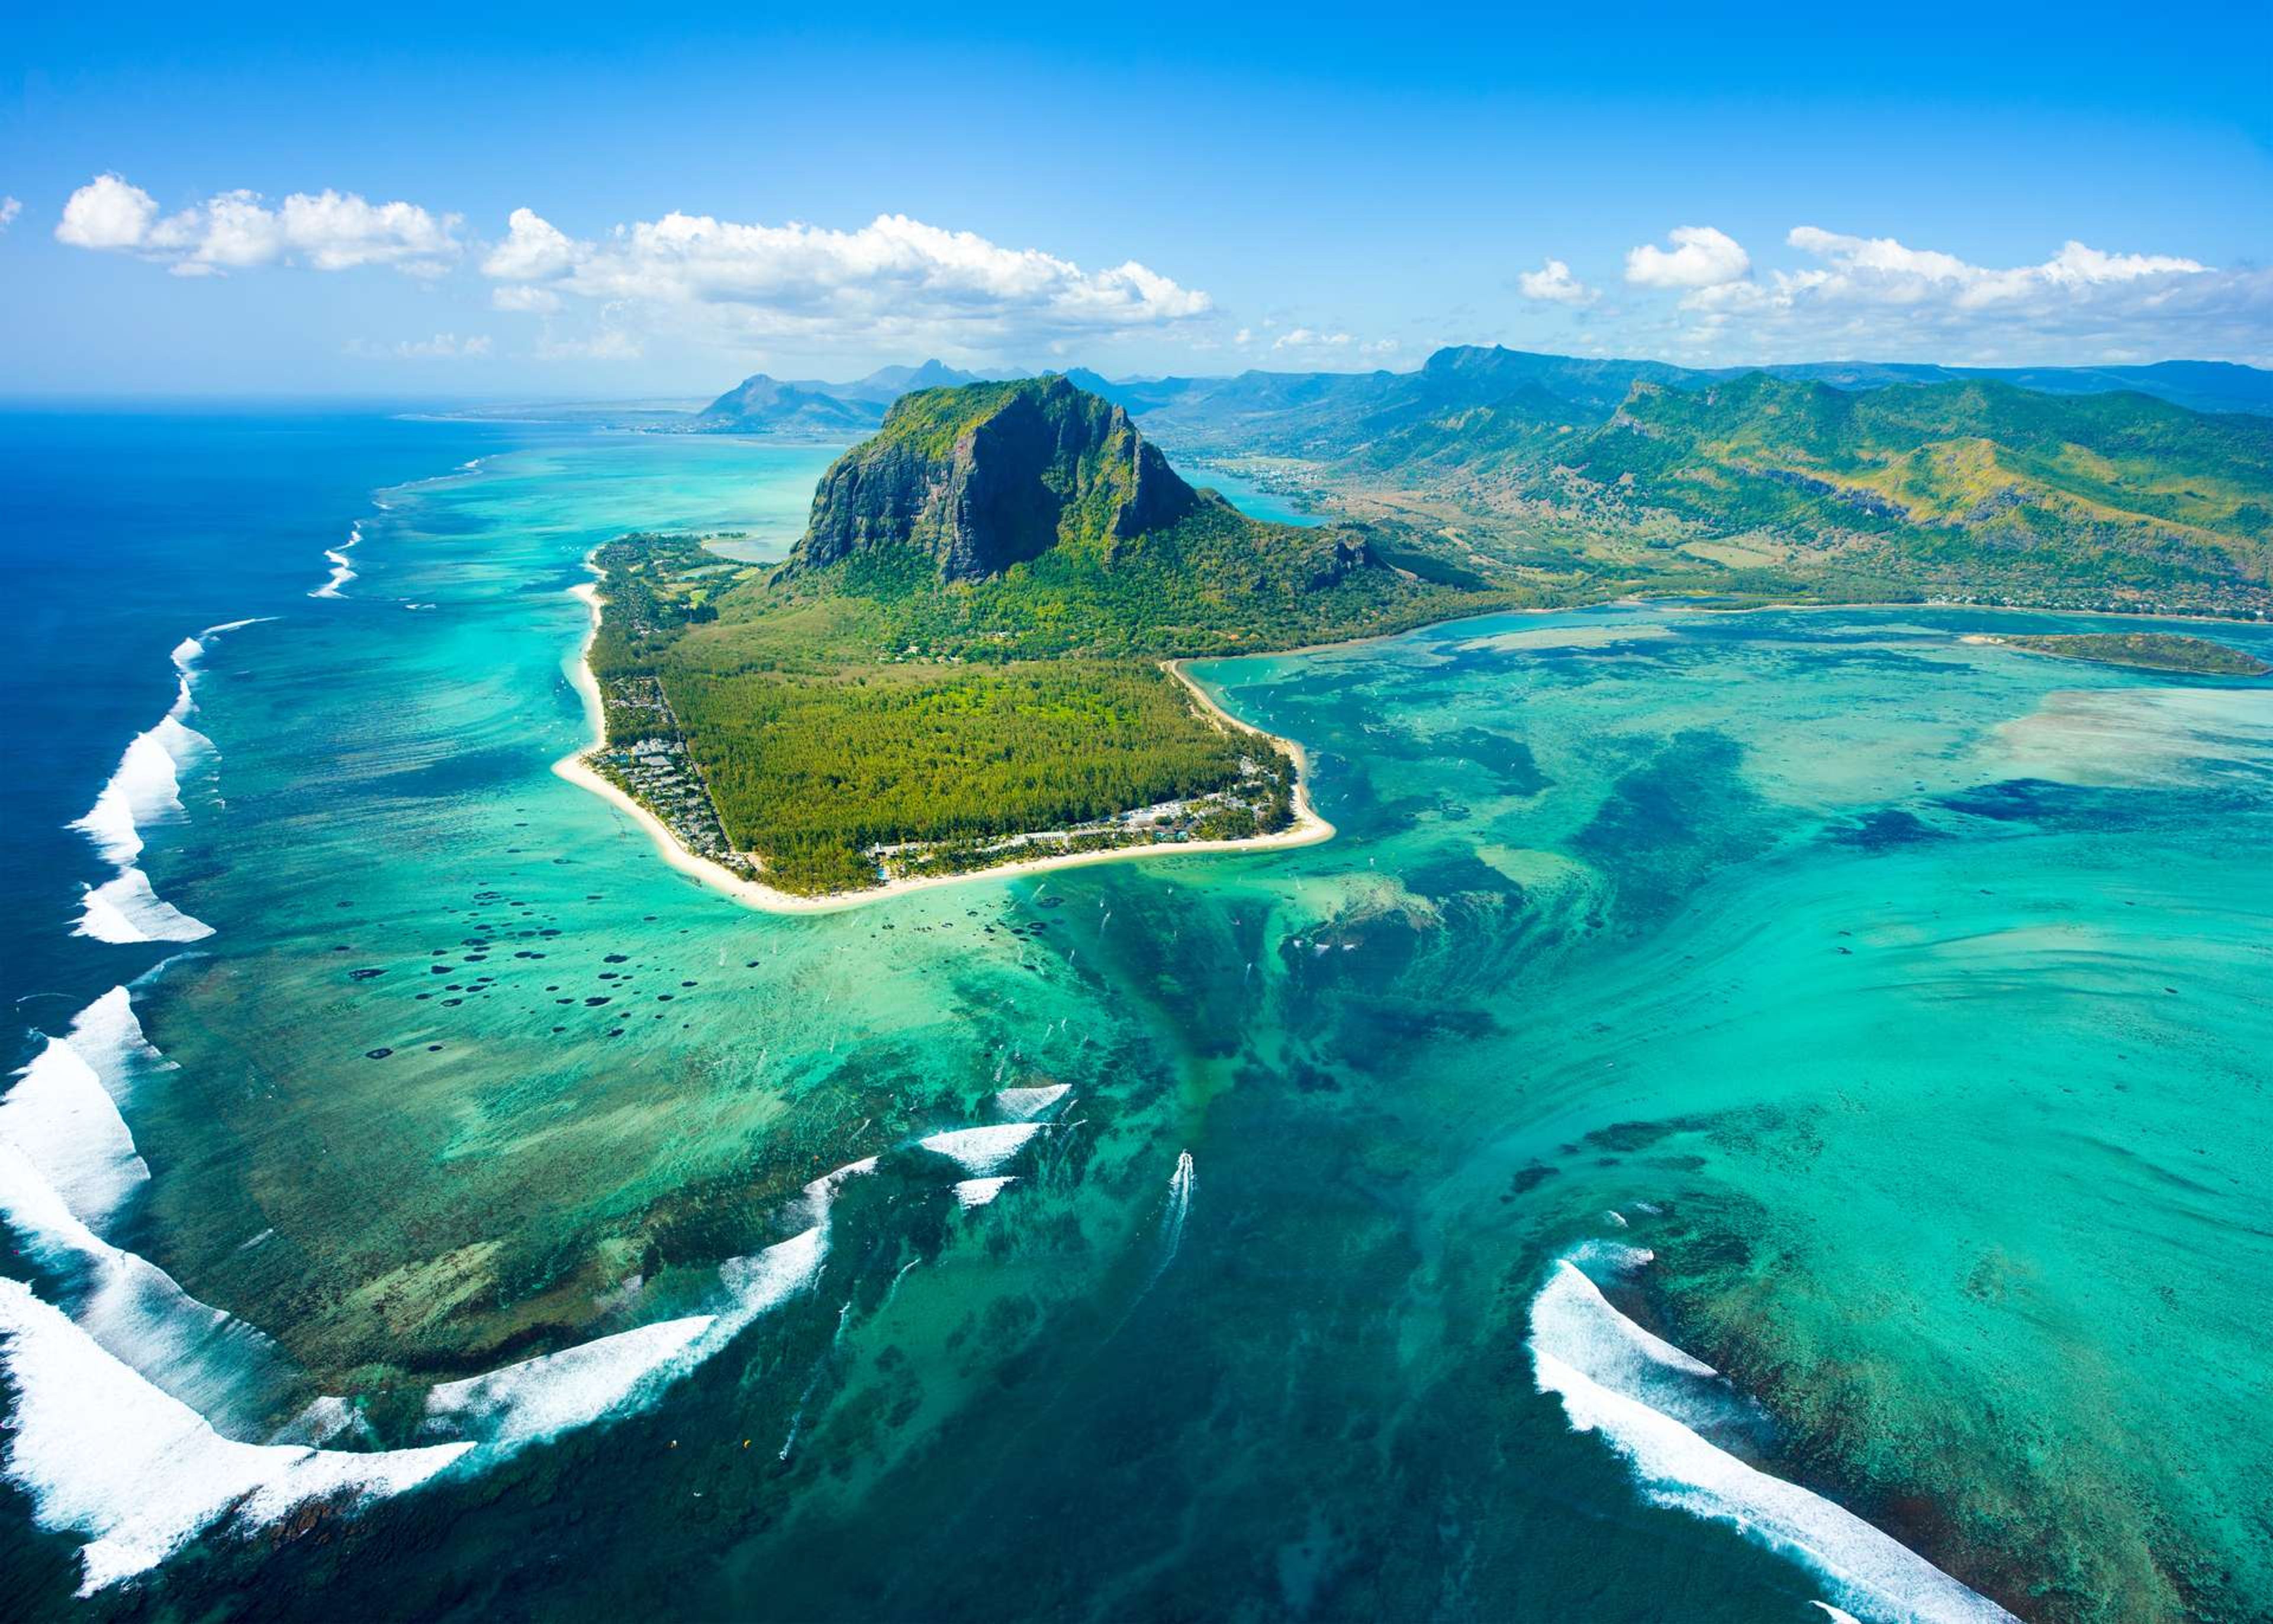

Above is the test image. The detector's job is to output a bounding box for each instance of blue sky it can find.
[5,1,2269,395]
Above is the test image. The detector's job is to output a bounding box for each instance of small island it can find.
[562,375,1501,904]
[1978,630,2269,676]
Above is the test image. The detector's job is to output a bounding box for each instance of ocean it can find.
[1,408,2268,1621]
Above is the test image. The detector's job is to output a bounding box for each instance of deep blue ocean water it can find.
[0,410,516,1060]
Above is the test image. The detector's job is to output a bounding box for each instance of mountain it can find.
[1381,370,2273,612]
[689,373,884,436]
[1120,345,2273,465]
[788,375,1201,584]
[1747,359,2273,418]
[1570,374,2273,591]
[588,375,1496,893]
[832,358,1012,403]
[688,359,1024,434]
[769,375,1440,650]
[691,346,2273,445]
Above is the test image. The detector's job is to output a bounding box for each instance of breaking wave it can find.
[0,1280,471,1597]
[920,1123,1044,1176]
[310,521,361,598]
[66,619,262,941]
[0,988,873,1594]
[68,717,208,869]
[1528,1246,2016,1624]
[424,1316,716,1452]
[994,1083,1070,1119]
[75,868,214,944]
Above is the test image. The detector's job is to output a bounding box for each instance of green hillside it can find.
[588,376,1496,892]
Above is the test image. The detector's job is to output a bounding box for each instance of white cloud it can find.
[347,333,492,360]
[1624,225,1750,289]
[482,207,580,281]
[1263,327,1398,366]
[56,174,460,276]
[1778,226,2210,310]
[1518,257,1598,306]
[481,207,1210,353]
[0,196,21,233]
[56,174,157,250]
[490,283,562,314]
[1274,327,1352,349]
[1662,225,2270,363]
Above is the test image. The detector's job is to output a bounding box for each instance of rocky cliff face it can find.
[788,376,1202,584]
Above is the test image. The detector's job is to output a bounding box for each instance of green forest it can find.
[578,375,1493,894]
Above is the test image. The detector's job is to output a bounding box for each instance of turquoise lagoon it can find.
[2,416,2269,1621]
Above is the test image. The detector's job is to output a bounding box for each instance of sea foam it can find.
[310,521,362,598]
[1528,1252,2016,1623]
[0,1278,469,1596]
[69,717,208,867]
[953,1176,1016,1209]
[0,996,153,1232]
[920,1123,1044,1176]
[75,867,214,944]
[0,990,292,1432]
[66,620,256,935]
[994,1083,1070,1119]
[424,1314,717,1452]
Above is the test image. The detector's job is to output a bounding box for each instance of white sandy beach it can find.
[552,564,1337,917]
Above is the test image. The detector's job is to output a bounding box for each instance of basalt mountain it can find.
[765,374,1454,655]
[786,375,1203,584]
[591,375,1492,894]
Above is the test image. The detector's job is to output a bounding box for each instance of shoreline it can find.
[555,562,2264,916]
[551,564,1338,917]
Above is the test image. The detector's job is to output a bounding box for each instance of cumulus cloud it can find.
[481,207,1210,352]
[1624,225,1750,289]
[56,174,157,250]
[1666,226,2270,363]
[347,333,492,359]
[1518,257,1598,306]
[482,207,580,281]
[56,173,460,276]
[1777,226,2209,309]
[0,196,21,233]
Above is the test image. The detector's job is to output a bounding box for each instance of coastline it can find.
[551,563,1338,917]
[555,564,2264,916]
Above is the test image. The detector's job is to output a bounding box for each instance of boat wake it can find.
[1528,1244,2016,1624]
[1148,1149,1196,1287]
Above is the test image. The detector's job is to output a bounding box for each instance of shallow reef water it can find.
[2,413,2268,1622]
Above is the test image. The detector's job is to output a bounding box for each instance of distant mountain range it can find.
[688,347,2273,447]
[1069,348,2273,459]
[686,346,2273,616]
[689,359,1026,436]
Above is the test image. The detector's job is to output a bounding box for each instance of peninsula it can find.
[565,375,1496,901]
[1973,630,2271,675]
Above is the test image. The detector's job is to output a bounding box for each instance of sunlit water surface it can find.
[3,414,2268,1622]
